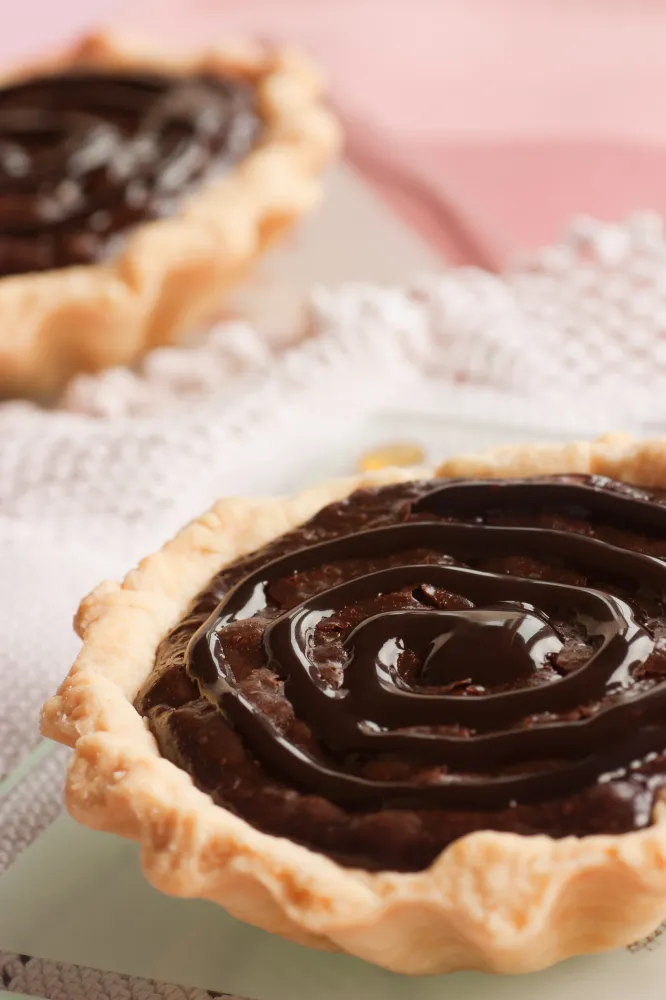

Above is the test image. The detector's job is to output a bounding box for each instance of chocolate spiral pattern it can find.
[0,70,260,275]
[187,479,666,812]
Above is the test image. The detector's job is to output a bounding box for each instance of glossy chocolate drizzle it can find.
[0,70,260,275]
[187,479,666,812]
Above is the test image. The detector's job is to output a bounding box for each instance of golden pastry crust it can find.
[42,435,666,975]
[0,31,340,398]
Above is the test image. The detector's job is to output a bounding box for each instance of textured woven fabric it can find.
[2,212,666,998]
[59,210,666,428]
[0,951,230,998]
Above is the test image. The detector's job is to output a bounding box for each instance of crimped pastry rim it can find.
[41,434,666,975]
[0,30,340,397]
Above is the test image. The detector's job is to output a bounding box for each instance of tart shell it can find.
[41,435,666,975]
[0,31,341,398]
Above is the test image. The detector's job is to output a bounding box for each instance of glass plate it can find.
[0,808,665,1000]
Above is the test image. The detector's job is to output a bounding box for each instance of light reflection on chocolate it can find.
[0,70,260,275]
[188,479,666,810]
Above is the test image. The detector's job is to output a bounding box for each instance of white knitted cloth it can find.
[2,211,666,998]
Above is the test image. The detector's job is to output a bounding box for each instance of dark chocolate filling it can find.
[137,476,666,871]
[0,69,261,275]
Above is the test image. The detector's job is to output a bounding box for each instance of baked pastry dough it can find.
[0,31,340,398]
[42,434,666,974]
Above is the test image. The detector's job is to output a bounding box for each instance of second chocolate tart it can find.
[0,32,340,397]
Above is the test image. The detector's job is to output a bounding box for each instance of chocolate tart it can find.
[42,435,666,974]
[0,31,340,397]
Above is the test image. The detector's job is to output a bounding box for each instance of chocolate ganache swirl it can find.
[139,476,666,871]
[0,69,260,276]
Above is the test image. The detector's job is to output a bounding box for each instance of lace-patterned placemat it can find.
[3,212,666,998]
[0,951,233,999]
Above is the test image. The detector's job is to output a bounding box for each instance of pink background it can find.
[4,0,666,266]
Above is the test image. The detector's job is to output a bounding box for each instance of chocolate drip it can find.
[187,479,666,810]
[0,70,260,275]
